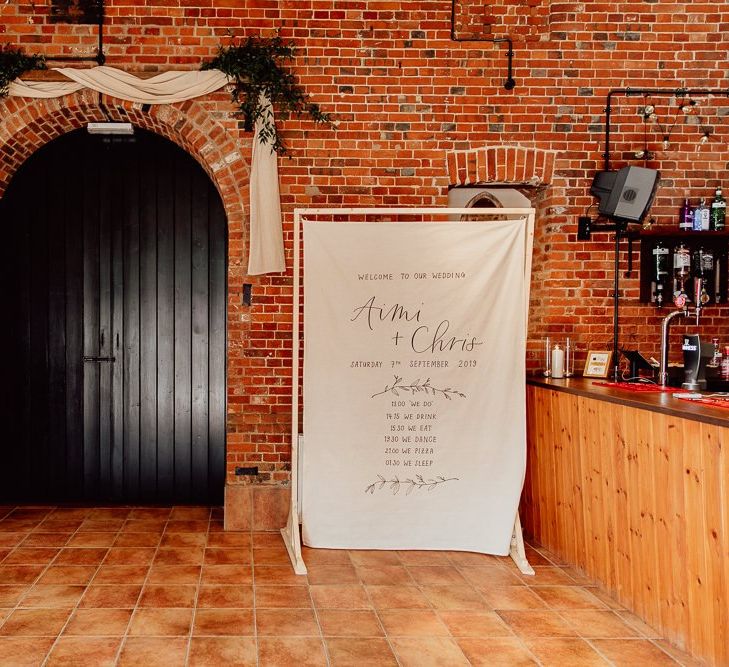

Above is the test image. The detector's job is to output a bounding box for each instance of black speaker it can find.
[590,166,660,223]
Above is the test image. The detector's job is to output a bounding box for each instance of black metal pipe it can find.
[494,37,515,91]
[97,0,105,65]
[612,229,622,382]
[603,87,729,171]
[450,0,515,90]
[584,219,625,381]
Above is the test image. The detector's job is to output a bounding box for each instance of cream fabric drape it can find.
[7,66,286,275]
[247,95,285,275]
[9,66,228,103]
[8,80,83,98]
[301,219,529,554]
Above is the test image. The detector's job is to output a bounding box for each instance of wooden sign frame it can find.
[282,207,536,577]
[583,350,613,378]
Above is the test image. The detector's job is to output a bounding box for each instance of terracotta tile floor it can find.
[0,506,702,666]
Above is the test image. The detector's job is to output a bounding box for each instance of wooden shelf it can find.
[628,228,729,239]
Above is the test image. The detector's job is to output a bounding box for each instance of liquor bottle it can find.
[692,246,714,304]
[722,346,729,379]
[679,198,694,230]
[673,242,691,298]
[694,198,710,231]
[711,186,726,231]
[651,242,669,306]
[708,337,721,368]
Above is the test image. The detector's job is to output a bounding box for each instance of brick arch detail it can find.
[0,89,251,248]
[446,145,559,187]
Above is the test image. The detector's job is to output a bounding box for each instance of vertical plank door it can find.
[0,128,227,504]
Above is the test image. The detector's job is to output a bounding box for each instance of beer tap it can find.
[659,306,688,386]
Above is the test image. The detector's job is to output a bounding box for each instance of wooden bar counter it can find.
[521,377,728,665]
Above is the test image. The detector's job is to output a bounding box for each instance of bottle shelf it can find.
[628,228,729,239]
[629,229,729,304]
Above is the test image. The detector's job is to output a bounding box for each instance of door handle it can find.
[83,356,116,363]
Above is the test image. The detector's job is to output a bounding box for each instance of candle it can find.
[551,344,564,379]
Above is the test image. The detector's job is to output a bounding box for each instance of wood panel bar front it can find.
[522,379,729,665]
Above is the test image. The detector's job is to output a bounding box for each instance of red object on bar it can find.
[676,396,729,409]
[592,381,673,392]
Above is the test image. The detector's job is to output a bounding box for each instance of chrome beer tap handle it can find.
[659,307,688,387]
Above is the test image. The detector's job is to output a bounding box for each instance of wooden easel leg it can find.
[281,432,307,575]
[509,512,535,575]
[281,509,307,575]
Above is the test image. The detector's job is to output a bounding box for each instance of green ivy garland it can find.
[0,44,46,98]
[202,35,332,155]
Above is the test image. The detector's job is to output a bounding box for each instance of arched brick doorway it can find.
[0,94,251,505]
[0,128,226,503]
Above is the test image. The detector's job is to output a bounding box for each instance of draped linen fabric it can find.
[301,219,529,554]
[247,95,285,274]
[7,66,286,275]
[7,79,83,98]
[9,66,228,103]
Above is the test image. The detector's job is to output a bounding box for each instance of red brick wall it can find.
[1,0,728,488]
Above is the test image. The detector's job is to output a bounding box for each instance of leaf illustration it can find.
[371,376,467,400]
[364,474,459,495]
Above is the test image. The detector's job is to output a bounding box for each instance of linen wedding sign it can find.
[300,217,531,555]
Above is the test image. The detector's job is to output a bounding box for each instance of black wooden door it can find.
[0,128,226,504]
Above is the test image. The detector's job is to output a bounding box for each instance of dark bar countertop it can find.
[527,375,729,428]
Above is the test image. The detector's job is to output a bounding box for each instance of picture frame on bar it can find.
[583,350,612,378]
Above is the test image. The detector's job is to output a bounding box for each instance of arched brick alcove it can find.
[0,89,250,244]
[445,144,568,374]
[446,144,558,187]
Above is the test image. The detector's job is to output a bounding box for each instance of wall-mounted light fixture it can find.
[87,122,134,135]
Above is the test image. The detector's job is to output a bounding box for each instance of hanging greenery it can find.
[202,35,332,155]
[0,44,46,99]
